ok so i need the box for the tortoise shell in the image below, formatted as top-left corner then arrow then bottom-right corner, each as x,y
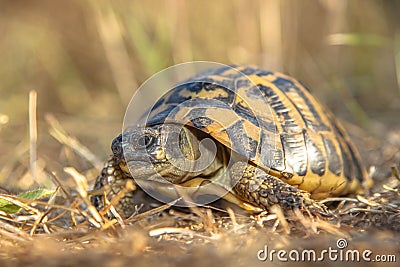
142,65 -> 365,198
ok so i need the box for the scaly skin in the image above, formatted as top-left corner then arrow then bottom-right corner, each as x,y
92,158 -> 138,218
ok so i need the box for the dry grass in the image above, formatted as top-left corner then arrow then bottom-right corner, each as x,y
1,1 -> 400,266
0,110 -> 399,266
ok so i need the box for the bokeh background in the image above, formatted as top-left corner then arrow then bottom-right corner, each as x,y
1,0 -> 400,190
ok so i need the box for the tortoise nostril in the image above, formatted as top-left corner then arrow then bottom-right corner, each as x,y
111,134 -> 123,158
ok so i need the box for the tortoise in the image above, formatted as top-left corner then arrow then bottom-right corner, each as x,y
92,65 -> 366,218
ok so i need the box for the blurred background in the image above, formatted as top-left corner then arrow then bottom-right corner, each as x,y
0,0 -> 399,190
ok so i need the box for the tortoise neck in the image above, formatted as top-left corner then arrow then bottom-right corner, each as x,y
178,125 -> 227,178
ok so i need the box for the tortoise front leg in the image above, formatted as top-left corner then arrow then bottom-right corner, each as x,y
230,162 -> 325,213
91,158 -> 139,218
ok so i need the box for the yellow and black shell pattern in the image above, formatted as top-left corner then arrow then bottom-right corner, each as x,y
144,65 -> 366,199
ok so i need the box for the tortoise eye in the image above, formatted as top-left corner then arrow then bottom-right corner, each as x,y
136,134 -> 154,149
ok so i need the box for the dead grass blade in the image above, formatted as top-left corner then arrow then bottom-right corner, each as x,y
44,167 -> 72,199
270,205 -> 290,234
0,220 -> 32,242
46,114 -> 103,169
149,227 -> 219,241
0,193 -> 41,218
124,198 -> 181,224
64,167 -> 103,228
29,90 -> 38,182
392,165 -> 400,181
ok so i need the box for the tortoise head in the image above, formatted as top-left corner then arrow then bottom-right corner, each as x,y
111,124 -> 218,184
